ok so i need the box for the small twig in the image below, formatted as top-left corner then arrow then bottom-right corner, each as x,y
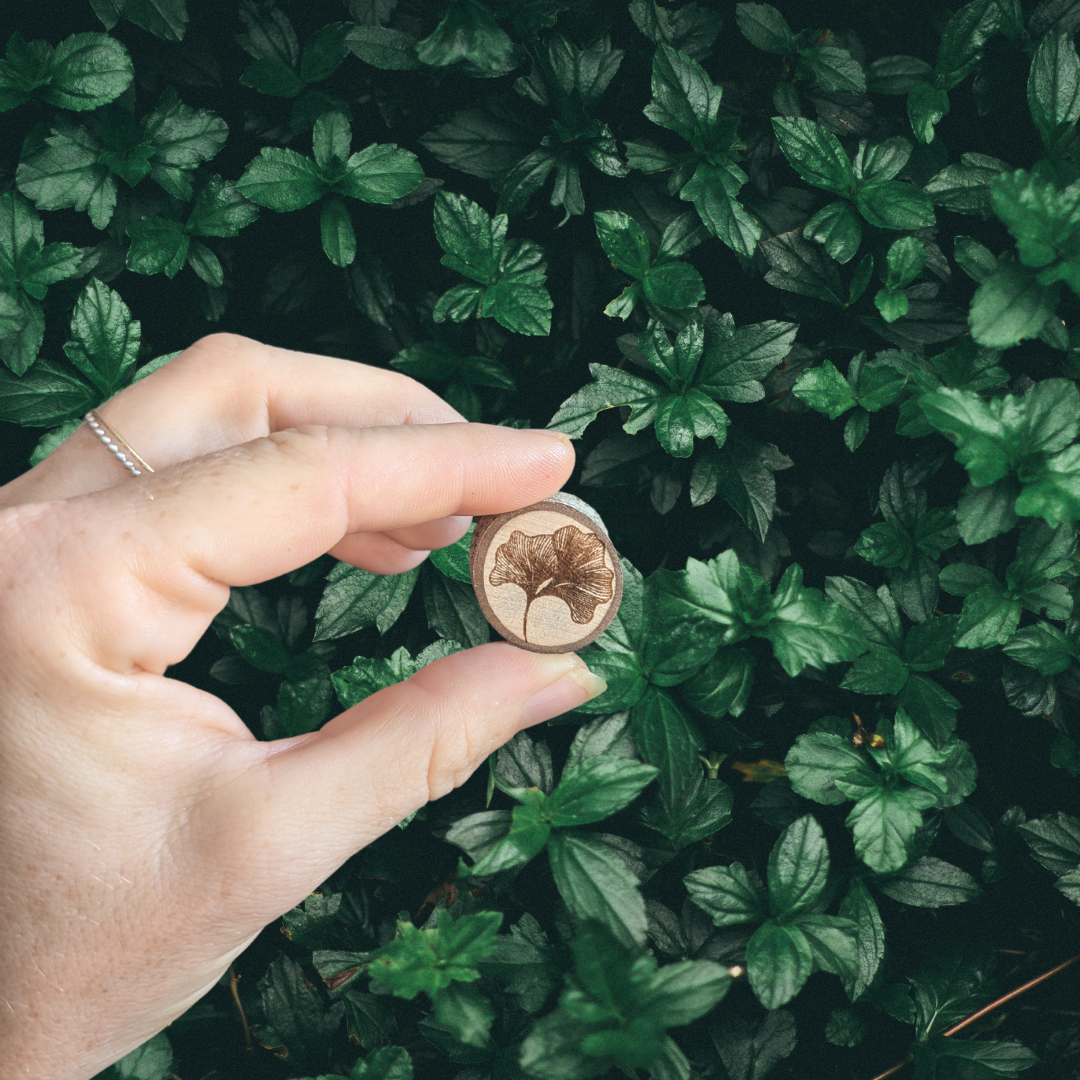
228,963 -> 253,1051
868,1059 -> 911,1080
942,951 -> 1080,1037
867,951 -> 1080,1080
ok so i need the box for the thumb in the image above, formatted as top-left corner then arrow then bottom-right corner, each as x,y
222,643 -> 605,915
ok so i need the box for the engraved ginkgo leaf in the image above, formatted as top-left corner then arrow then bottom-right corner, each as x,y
489,525 -> 615,641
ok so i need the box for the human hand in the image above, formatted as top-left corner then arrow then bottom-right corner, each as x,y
0,334 -> 604,1079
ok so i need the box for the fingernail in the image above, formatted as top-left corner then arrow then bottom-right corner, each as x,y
526,428 -> 573,442
521,659 -> 607,728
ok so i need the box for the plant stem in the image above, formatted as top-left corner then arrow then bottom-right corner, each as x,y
867,950 -> 1080,1080
522,596 -> 532,642
229,963 -> 253,1050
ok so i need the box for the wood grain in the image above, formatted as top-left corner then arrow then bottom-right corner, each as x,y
469,494 -> 623,653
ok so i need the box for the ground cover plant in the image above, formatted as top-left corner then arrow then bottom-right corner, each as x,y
5,0 -> 1080,1077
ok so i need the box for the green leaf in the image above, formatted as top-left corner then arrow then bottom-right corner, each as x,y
841,649 -> 909,695
594,210 -> 650,277
1028,26 -> 1080,155
314,563 -> 419,640
44,32 -> 134,111
767,814 -> 829,917
255,953 -> 343,1063
433,191 -> 552,335
299,22 -> 349,85
684,860 -> 767,927
771,117 -> 855,197
415,0 -> 515,77
847,785 -> 936,873
680,161 -> 762,257
935,0 -> 1000,86
838,879 -> 885,1001
104,0 -> 189,43
61,279 -> 139,395
956,480 -> 1020,544
521,919 -> 729,1077
826,576 -> 905,652
643,43 -> 720,145
331,641 -> 462,710
794,913 -> 859,980
368,909 -> 503,999
141,86 -> 228,200
1018,812 -> 1080,876
350,1046 -> 414,1079
955,583 -> 1020,649
100,1032 -> 173,1080
792,358 -> 855,419
801,45 -> 866,95
1015,444 -> 1080,526
760,229 -> 846,306
631,687 -> 704,804
465,800 -> 551,876
188,175 -> 260,237
0,356 -> 96,426
867,54 -> 932,95
745,920 -> 813,1010
321,196 -> 356,267
546,830 -> 647,947
926,153 -> 1011,218
694,432 -> 794,541
282,891 -> 342,949
546,757 -> 658,827
804,200 -> 863,264
421,568 -> 489,647
970,264 -> 1060,349
1002,621 -> 1075,675
924,1035 -> 1039,1077
241,54 -> 303,95
338,142 -> 424,205
762,563 -> 868,677
875,855 -> 982,907
548,363 -> 662,439
277,653 -> 333,736
682,647 -> 755,717
125,216 -> 189,278
909,942 -> 995,1039
854,181 -> 935,230
907,83 -> 950,145
643,772 -> 734,850
346,25 -> 422,70
786,732 -> 875,806
711,1010 -> 798,1080
230,623 -> 290,674
16,116 -> 116,229
896,673 -> 961,745
735,3 -> 795,54
237,147 -> 328,211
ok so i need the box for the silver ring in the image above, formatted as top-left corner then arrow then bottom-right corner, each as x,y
83,411 -> 155,477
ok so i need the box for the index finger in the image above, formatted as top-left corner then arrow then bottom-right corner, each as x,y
47,422 -> 574,674
1,333 -> 465,507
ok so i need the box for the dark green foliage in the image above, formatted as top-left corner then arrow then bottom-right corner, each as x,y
11,3 -> 1080,1079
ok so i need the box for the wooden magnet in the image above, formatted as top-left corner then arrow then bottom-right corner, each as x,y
470,492 -> 623,653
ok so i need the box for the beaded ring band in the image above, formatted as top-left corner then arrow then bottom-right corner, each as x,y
83,411 -> 155,477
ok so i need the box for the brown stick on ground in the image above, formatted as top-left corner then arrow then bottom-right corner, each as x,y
867,951 -> 1080,1080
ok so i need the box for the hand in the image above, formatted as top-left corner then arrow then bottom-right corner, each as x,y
0,334 -> 605,1079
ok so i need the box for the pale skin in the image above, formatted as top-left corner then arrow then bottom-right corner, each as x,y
0,333 -> 606,1079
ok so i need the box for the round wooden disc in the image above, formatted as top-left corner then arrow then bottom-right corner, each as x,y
469,494 -> 623,653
